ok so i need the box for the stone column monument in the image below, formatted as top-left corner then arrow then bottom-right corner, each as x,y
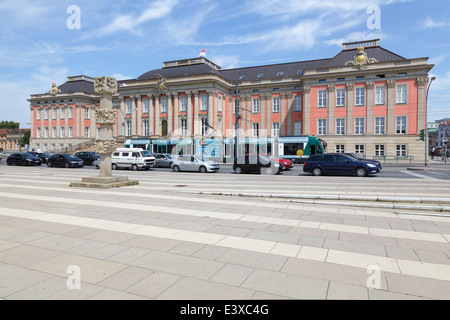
70,76 -> 138,189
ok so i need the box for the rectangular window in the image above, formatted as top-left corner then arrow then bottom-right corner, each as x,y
375,87 -> 386,105
200,95 -> 208,111
294,96 -> 302,112
160,97 -> 168,113
218,96 -> 222,112
273,97 -> 280,113
396,116 -> 407,134
355,118 -> 365,135
84,127 -> 90,138
69,127 -> 73,138
143,99 -> 149,114
126,100 -> 132,114
375,145 -> 385,156
52,127 -> 57,138
44,128 -> 49,138
397,145 -> 407,157
252,123 -> 259,137
37,128 -> 41,138
45,109 -> 49,120
355,145 -> 365,156
396,84 -> 407,104
60,107 -> 65,119
272,122 -> 280,137
52,108 -> 57,120
201,118 -> 207,135
318,119 -> 327,135
336,119 -> 345,135
318,90 -> 327,108
336,145 -> 345,153
375,117 -> 385,135
68,144 -> 73,151
44,144 -> 48,152
294,122 -> 302,136
355,88 -> 365,106
143,120 -> 149,136
37,109 -> 41,120
85,107 -> 90,119
51,144 -> 56,152
253,99 -> 260,113
336,89 -> 346,107
180,118 -> 187,135
69,107 -> 74,119
60,144 -> 65,152
180,96 -> 187,112
126,120 -> 132,136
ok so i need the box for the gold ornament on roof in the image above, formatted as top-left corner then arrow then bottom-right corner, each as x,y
47,82 -> 61,96
155,74 -> 168,96
346,46 -> 378,70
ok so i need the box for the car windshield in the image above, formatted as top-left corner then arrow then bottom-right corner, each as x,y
39,153 -> 50,156
346,153 -> 360,160
22,153 -> 34,157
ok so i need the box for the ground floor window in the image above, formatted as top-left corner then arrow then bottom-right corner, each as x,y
375,145 -> 385,156
355,144 -> 365,156
336,145 -> 345,153
397,145 -> 407,157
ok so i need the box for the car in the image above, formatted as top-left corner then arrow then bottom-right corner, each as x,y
171,155 -> 220,173
258,153 -> 294,170
93,158 -> 100,169
47,154 -> 84,168
6,153 -> 42,166
29,152 -> 51,164
112,148 -> 155,171
233,154 -> 284,175
75,152 -> 100,166
153,153 -> 174,168
303,153 -> 380,177
344,153 -> 382,170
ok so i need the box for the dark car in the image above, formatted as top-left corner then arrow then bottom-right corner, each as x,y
6,153 -> 42,166
29,152 -> 51,164
75,152 -> 100,165
47,154 -> 84,168
233,154 -> 284,175
344,153 -> 382,170
303,153 -> 380,177
153,153 -> 174,168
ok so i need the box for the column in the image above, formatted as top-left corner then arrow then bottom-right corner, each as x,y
207,89 -> 214,130
417,78 -> 427,132
173,92 -> 179,134
136,95 -> 142,136
266,94 -> 272,137
186,91 -> 193,137
346,83 -> 354,134
328,85 -> 335,135
155,95 -> 160,137
287,93 -> 293,136
168,93 -> 173,135
387,80 -> 396,134
148,94 -> 154,136
90,105 -> 96,139
193,90 -> 199,136
366,82 -> 375,134
303,87 -> 311,135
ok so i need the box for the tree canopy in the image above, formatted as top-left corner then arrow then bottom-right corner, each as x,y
0,121 -> 20,129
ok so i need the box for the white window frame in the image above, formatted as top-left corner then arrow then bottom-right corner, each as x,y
294,122 -> 302,136
272,122 -> 280,137
375,86 -> 386,105
396,84 -> 408,104
200,95 -> 208,111
396,116 -> 407,134
180,96 -> 187,112
69,127 -> 74,138
318,90 -> 327,108
84,127 -> 90,138
355,145 -> 365,156
60,107 -> 65,119
126,120 -> 132,136
375,117 -> 385,135
126,100 -> 132,114
318,119 -> 327,136
52,127 -> 57,138
180,118 -> 187,135
396,145 -> 407,157
37,128 -> 41,138
336,89 -> 346,107
160,97 -> 168,113
272,97 -> 280,113
355,118 -> 365,135
201,118 -> 207,135
252,123 -> 259,137
52,108 -> 57,120
85,107 -> 90,119
44,128 -> 49,138
355,87 -> 365,106
143,99 -> 149,114
253,98 -> 260,113
45,109 -> 49,120
69,107 -> 74,119
375,145 -> 385,156
336,145 -> 345,153
218,96 -> 222,112
336,119 -> 345,135
37,109 -> 41,120
294,96 -> 302,112
143,119 -> 150,136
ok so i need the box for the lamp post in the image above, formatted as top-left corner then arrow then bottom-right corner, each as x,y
423,76 -> 436,167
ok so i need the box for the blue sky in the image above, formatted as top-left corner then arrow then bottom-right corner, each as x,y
1,0 -> 449,127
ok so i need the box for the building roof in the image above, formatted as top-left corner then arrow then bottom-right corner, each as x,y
137,63 -> 226,81
58,76 -> 96,95
322,46 -> 406,68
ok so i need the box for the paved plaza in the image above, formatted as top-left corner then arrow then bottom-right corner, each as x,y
0,165 -> 449,300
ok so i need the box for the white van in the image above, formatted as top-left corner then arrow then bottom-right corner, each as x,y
111,148 -> 155,171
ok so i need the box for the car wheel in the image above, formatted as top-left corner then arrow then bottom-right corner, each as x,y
234,166 -> 243,174
47,162 -> 53,167
356,167 -> 368,177
173,165 -> 180,172
112,163 -> 118,170
65,163 -> 70,168
199,166 -> 207,173
6,160 -> 12,166
312,167 -> 323,176
132,164 -> 138,171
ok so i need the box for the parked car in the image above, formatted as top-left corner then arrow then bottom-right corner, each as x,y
171,155 -> 220,173
153,153 -> 174,168
233,154 -> 284,175
6,153 -> 42,166
75,152 -> 100,166
303,153 -> 380,177
344,153 -> 382,170
47,154 -> 84,168
112,148 -> 155,171
257,153 -> 293,170
29,152 -> 51,164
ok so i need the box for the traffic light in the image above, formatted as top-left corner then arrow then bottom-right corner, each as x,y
419,129 -> 425,141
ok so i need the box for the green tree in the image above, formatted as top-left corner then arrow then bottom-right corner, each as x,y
21,130 -> 31,147
0,121 -> 20,129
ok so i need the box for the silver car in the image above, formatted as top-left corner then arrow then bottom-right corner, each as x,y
171,155 -> 220,173
153,153 -> 174,168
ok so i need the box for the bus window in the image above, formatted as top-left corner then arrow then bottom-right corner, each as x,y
284,143 -> 304,157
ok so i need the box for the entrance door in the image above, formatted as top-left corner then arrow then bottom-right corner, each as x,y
161,120 -> 168,136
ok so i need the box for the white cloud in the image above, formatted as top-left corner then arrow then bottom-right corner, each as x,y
421,17 -> 450,29
325,31 -> 387,47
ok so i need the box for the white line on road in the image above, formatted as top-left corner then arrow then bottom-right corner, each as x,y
401,170 -> 441,181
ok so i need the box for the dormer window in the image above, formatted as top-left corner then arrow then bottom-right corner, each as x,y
277,72 -> 284,77
239,75 -> 246,80
258,73 -> 264,78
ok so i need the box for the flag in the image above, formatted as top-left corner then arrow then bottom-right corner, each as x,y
199,49 -> 206,58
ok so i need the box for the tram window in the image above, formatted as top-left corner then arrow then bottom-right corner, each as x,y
284,143 -> 304,156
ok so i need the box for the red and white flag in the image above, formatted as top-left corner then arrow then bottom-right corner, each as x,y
199,49 -> 206,58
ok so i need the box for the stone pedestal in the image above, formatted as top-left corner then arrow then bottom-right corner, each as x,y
70,76 -> 138,189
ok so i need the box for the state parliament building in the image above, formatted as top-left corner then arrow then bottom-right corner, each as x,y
28,39 -> 434,163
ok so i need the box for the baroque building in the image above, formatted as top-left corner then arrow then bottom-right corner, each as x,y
28,39 -> 434,162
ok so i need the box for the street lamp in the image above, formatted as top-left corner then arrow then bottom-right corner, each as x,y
422,76 -> 436,167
